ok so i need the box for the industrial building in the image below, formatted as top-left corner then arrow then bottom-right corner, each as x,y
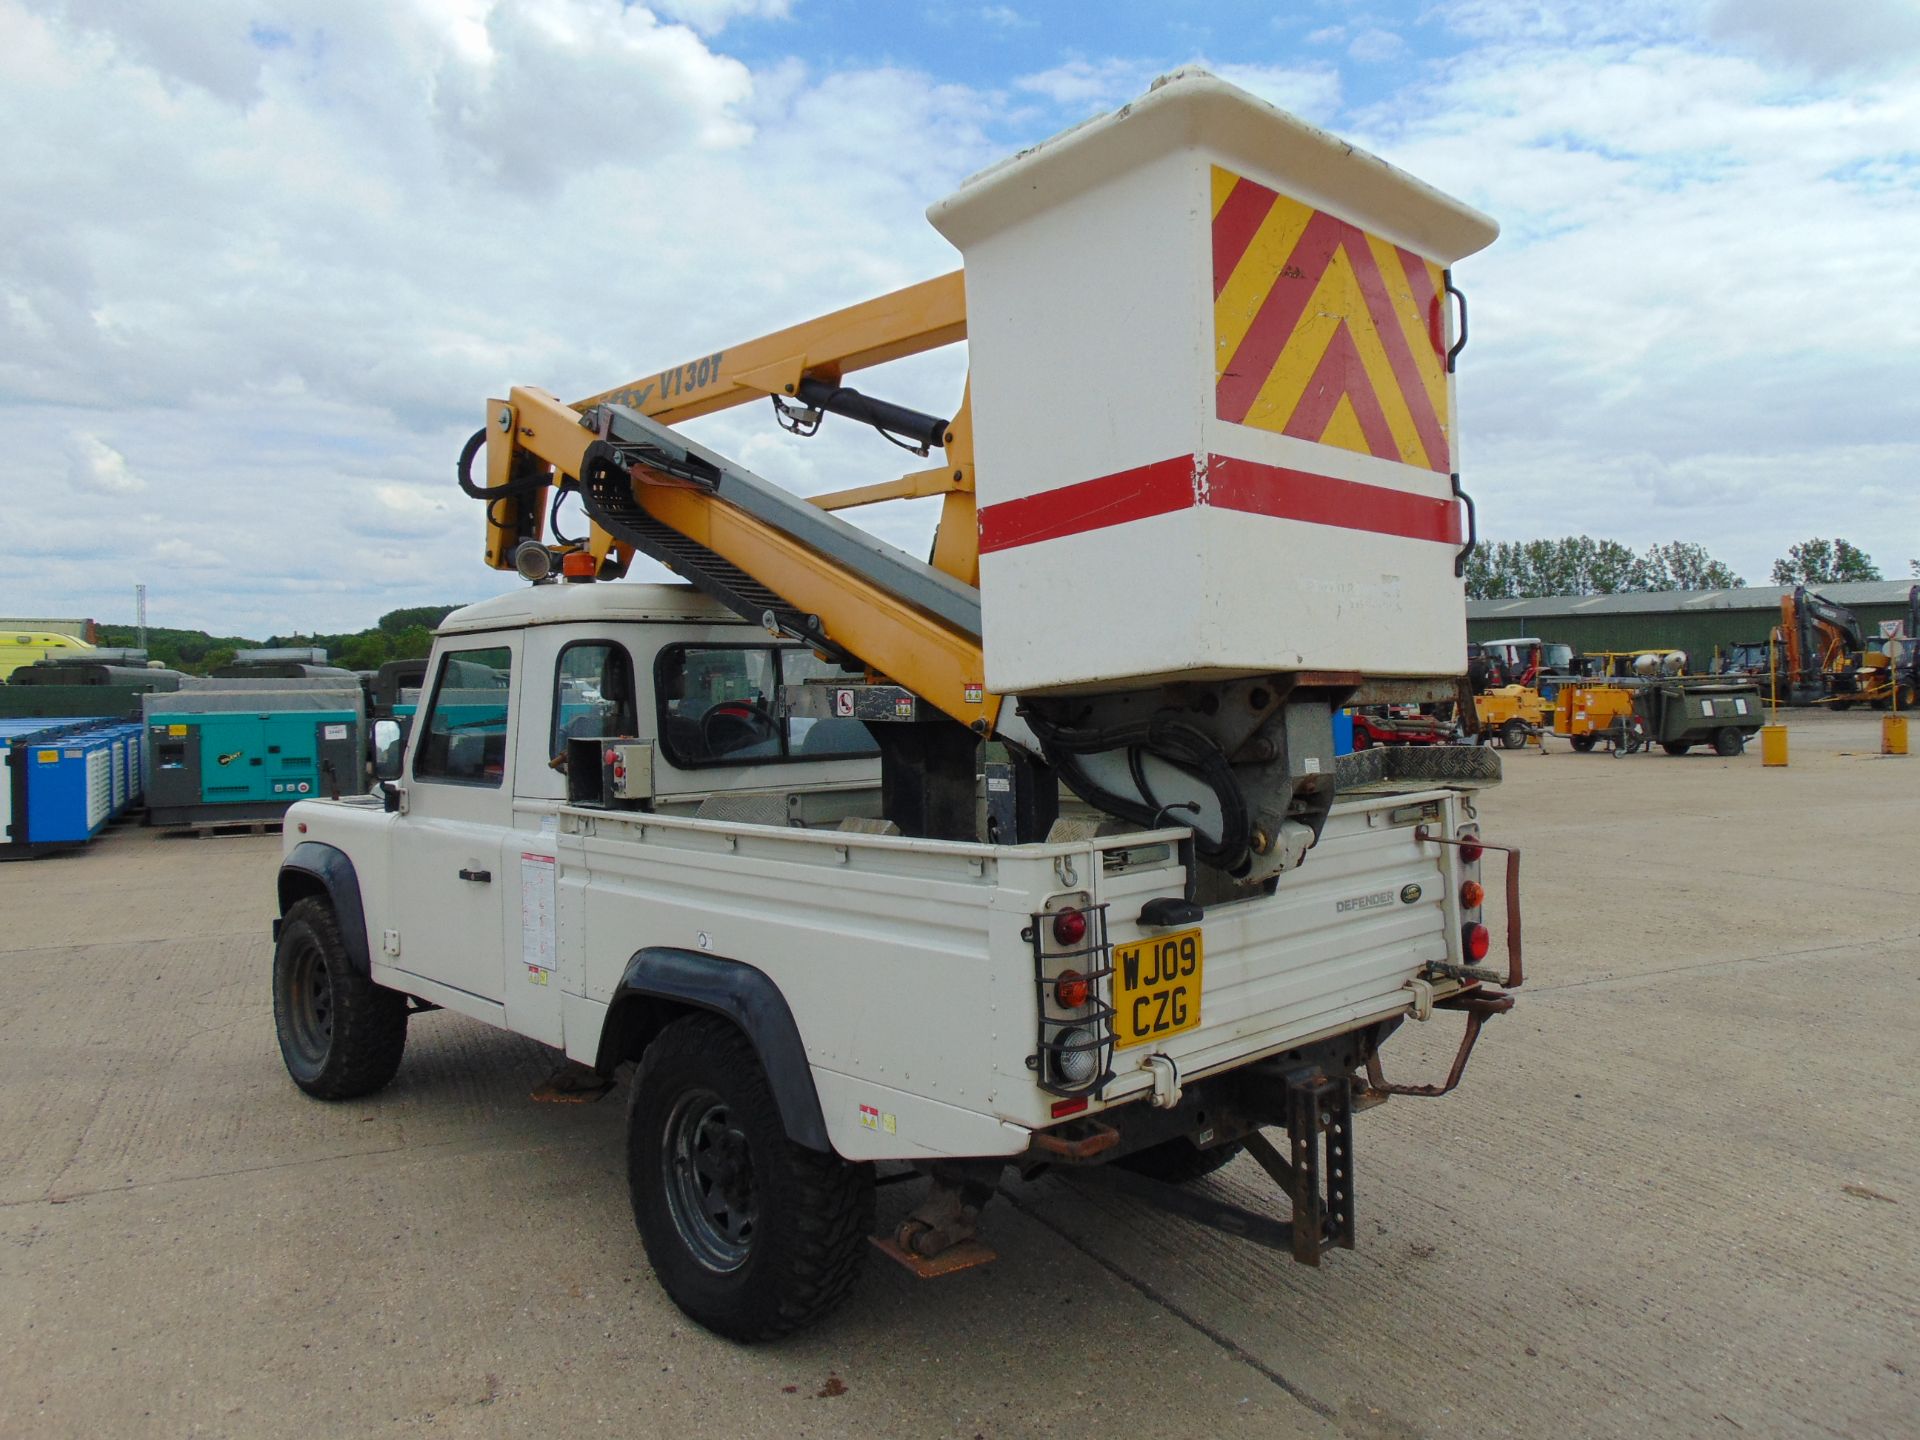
1467,580 -> 1914,664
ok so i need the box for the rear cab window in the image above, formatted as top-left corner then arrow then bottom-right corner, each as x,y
551,641 -> 638,762
413,646 -> 513,786
655,643 -> 879,769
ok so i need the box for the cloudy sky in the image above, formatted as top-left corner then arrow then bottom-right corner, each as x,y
2,0 -> 1916,636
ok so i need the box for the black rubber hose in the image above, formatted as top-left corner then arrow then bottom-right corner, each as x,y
457,426 -> 548,500
1024,708 -> 1252,867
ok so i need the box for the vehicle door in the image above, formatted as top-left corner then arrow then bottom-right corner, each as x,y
505,637 -> 640,1048
388,638 -> 519,1006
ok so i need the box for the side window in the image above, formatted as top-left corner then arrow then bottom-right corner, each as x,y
657,646 -> 781,766
551,642 -> 637,761
654,644 -> 879,768
780,650 -> 880,758
413,646 -> 513,786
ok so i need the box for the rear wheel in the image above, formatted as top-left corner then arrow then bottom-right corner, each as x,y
628,1016 -> 873,1342
1500,720 -> 1527,750
1714,728 -> 1746,757
273,897 -> 408,1100
1117,1137 -> 1245,1184
1569,735 -> 1597,753
1661,741 -> 1690,756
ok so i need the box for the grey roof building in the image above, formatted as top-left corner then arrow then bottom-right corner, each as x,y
1467,581 -> 1916,661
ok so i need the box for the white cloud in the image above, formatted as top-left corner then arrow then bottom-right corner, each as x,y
1347,28 -> 1406,63
0,1 -> 993,634
1706,0 -> 1920,76
1348,38 -> 1920,578
66,434 -> 144,495
1013,57 -> 1142,108
978,5 -> 1034,30
649,0 -> 790,35
2,3 -> 1916,638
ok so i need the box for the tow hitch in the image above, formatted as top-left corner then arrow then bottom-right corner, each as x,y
1087,1068 -> 1357,1265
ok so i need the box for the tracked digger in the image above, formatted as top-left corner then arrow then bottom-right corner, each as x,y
267,71 -> 1522,1340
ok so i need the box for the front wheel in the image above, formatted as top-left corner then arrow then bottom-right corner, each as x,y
1569,735 -> 1597,753
1714,728 -> 1746,757
1662,741 -> 1691,756
1500,720 -> 1528,750
629,1016 -> 874,1342
273,897 -> 408,1099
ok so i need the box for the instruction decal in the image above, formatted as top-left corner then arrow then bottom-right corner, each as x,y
520,852 -> 557,984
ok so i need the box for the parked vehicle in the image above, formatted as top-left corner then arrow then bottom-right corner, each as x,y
267,71 -> 1518,1341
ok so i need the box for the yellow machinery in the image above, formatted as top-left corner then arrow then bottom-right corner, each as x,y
1475,685 -> 1547,749
1551,683 -> 1638,752
0,632 -> 93,682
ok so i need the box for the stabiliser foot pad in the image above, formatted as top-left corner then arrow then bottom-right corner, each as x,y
868,1234 -> 998,1278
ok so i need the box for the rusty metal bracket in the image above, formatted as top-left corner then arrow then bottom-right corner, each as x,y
1415,824 -> 1523,989
1363,990 -> 1513,1099
1031,1117 -> 1121,1161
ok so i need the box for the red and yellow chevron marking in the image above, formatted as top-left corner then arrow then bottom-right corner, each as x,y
1211,166 -> 1450,473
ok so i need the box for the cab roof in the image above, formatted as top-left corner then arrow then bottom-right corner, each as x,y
437,582 -> 744,635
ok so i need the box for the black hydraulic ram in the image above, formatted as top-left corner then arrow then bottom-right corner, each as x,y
792,377 -> 950,452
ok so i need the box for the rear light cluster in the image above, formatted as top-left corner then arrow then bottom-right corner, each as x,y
1457,826 -> 1488,964
1031,896 -> 1114,1098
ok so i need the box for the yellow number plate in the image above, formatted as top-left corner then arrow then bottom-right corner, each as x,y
1112,928 -> 1203,1049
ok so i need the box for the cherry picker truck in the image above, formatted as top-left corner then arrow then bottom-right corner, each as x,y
269,70 -> 1520,1340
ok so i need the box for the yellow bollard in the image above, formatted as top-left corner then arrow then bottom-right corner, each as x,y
1760,723 -> 1789,767
1884,715 -> 1909,756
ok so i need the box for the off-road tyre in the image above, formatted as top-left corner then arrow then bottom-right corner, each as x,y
1116,1137 -> 1246,1184
628,1015 -> 874,1342
1661,741 -> 1691,756
273,897 -> 408,1100
1569,735 -> 1597,753
1714,728 -> 1746,757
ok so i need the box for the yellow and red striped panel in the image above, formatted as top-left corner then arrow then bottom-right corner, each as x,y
1211,166 -> 1451,473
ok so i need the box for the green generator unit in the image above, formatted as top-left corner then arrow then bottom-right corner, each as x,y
1635,679 -> 1767,757
142,686 -> 364,826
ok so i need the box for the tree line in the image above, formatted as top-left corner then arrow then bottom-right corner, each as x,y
97,604 -> 458,676
1466,535 -> 1890,601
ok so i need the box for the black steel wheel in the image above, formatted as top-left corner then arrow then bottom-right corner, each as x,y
1662,741 -> 1691,756
1714,728 -> 1746,757
1116,1136 -> 1245,1184
629,1015 -> 873,1341
272,897 -> 408,1100
1569,735 -> 1597,753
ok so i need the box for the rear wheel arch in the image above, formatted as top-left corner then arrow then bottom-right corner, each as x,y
597,948 -> 831,1154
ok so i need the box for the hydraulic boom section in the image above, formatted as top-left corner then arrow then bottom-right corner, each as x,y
460,70 -> 1497,884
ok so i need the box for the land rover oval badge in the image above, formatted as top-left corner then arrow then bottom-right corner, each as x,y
1399,883 -> 1422,904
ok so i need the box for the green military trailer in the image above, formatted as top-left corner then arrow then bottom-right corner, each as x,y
1635,679 -> 1767,757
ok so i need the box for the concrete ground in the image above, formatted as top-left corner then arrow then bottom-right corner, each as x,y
1,709 -> 1913,1439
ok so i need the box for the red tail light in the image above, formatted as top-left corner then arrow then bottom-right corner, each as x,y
1051,1096 -> 1088,1118
1463,922 -> 1491,961
1052,908 -> 1088,947
1053,969 -> 1090,1009
1457,835 -> 1484,864
1460,880 -> 1485,909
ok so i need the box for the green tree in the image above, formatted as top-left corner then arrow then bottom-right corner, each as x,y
377,605 -> 457,635
1770,538 -> 1881,585
1640,541 -> 1743,591
1466,536 -> 1744,599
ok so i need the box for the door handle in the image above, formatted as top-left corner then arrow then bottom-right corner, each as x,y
458,867 -> 492,883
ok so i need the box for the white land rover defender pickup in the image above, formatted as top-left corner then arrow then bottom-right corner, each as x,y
270,70 -> 1518,1341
